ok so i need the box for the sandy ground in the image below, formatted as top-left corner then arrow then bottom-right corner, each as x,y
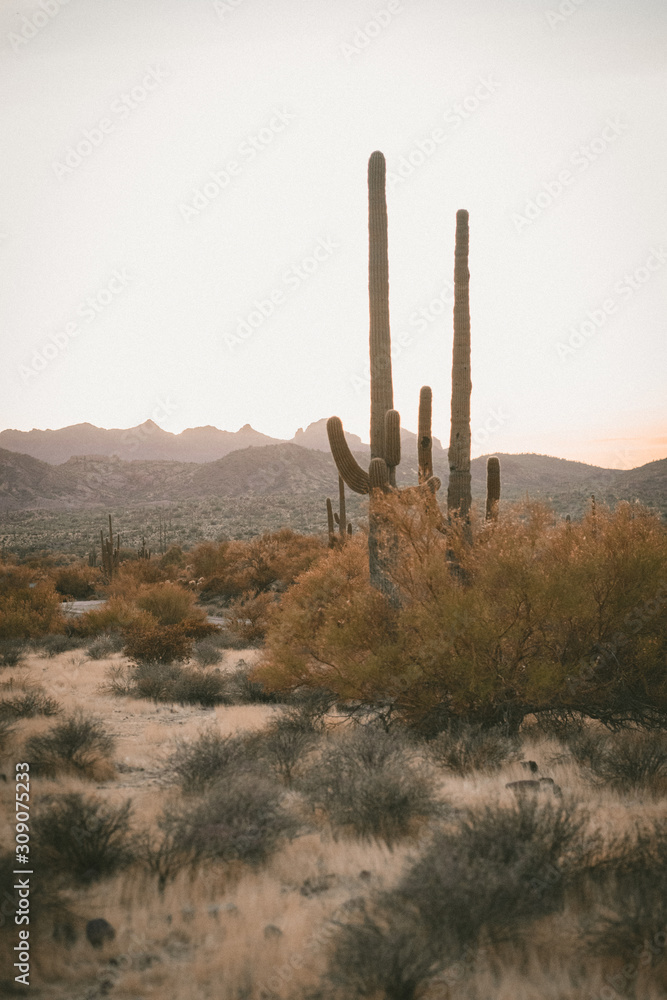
1,647 -> 667,999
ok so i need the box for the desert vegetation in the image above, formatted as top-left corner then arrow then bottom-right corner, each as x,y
0,150 -> 665,1000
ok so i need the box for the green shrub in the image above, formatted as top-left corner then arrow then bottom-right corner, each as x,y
25,712 -> 115,779
32,793 -> 134,884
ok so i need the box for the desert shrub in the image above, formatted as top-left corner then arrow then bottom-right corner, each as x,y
32,793 -> 134,884
160,775 -> 298,867
245,710 -> 320,785
160,545 -> 186,568
299,726 -> 437,845
570,728 -> 667,791
138,828 -> 191,892
86,630 -> 124,659
166,729 -> 259,792
33,633 -> 86,657
585,820 -> 667,969
106,558 -> 170,594
135,581 -> 201,625
428,721 -> 522,774
53,565 -> 99,600
191,637 -> 224,666
398,797 -> 593,951
0,639 -> 26,667
25,712 -> 115,779
171,666 -> 227,706
194,530 -> 325,600
109,660 -> 227,707
0,580 -> 64,640
224,590 -> 277,645
222,662 -> 279,704
72,597 -> 146,637
258,500 -> 667,731
0,690 -> 60,719
123,616 -> 194,664
325,899 -> 438,1000
0,718 -> 16,755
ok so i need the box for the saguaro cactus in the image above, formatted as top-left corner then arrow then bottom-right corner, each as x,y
447,209 -> 472,520
325,476 -> 351,547
100,515 -> 120,580
485,456 -> 501,521
327,152 -> 440,600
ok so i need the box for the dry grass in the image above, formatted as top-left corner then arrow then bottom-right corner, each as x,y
1,648 -> 667,999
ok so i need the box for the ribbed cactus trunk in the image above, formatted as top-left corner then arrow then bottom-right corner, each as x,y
337,476 -> 347,536
368,151 -> 395,481
447,209 -> 472,521
485,456 -> 500,521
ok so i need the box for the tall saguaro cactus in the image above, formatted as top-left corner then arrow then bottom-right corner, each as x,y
447,209 -> 472,520
485,456 -> 501,521
327,152 -> 440,600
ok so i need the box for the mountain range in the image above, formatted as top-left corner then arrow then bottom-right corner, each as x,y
0,435 -> 664,517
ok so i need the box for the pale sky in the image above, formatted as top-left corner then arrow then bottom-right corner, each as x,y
1,0 -> 665,469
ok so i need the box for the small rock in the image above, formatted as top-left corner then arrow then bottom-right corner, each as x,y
520,760 -> 539,773
359,870 -> 372,881
264,924 -> 283,938
86,918 -> 115,949
539,776 -> 555,785
207,904 -> 221,918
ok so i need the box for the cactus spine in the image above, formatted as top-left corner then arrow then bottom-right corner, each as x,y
485,457 -> 501,521
447,209 -> 472,521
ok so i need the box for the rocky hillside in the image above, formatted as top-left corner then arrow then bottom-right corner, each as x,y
0,444 -> 665,518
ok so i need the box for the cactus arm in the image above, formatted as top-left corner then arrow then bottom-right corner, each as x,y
447,209 -> 472,519
418,386 -> 434,483
485,457 -> 500,520
327,417 -> 370,494
384,409 -> 401,486
368,151 -> 393,461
